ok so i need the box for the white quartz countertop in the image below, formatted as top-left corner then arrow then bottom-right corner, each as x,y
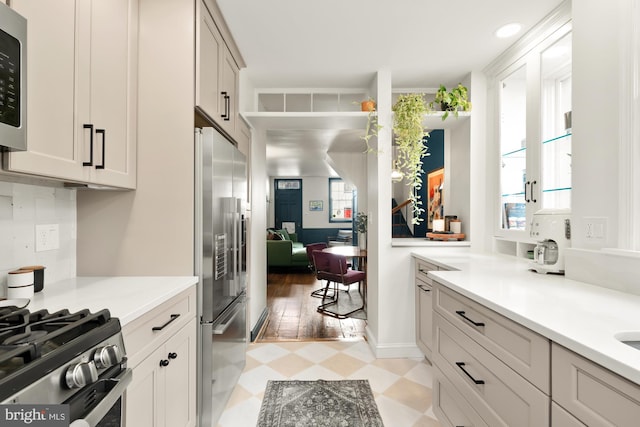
25,276 -> 198,326
412,249 -> 640,386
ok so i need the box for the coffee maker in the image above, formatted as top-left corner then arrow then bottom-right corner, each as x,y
529,209 -> 571,274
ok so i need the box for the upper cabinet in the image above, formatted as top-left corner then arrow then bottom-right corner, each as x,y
493,22 -> 572,245
196,0 -> 241,140
4,0 -> 138,189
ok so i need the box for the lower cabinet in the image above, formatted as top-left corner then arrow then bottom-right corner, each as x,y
414,259 -> 443,359
122,286 -> 197,427
415,277 -> 433,358
430,276 -> 640,427
125,317 -> 196,427
432,279 -> 550,427
552,343 -> 640,426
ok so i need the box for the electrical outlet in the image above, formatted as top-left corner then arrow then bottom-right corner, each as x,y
35,224 -> 60,252
584,217 -> 607,240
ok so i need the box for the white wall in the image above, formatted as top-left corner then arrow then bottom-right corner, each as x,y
248,129 -> 267,336
570,0 -> 620,250
0,181 -> 76,296
564,0 -> 640,291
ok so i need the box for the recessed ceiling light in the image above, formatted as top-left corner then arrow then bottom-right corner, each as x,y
495,23 -> 522,38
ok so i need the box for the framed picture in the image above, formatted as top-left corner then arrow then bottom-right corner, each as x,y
427,167 -> 444,230
309,200 -> 323,211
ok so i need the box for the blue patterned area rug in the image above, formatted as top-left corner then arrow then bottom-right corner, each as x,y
257,379 -> 384,426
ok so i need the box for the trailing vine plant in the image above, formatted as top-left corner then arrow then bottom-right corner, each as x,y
360,106 -> 382,154
392,93 -> 433,224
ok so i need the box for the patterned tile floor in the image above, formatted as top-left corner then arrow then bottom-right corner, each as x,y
217,340 -> 441,427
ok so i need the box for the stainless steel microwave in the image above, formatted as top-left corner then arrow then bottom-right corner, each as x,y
0,2 -> 26,151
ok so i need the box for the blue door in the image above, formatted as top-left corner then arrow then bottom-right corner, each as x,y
274,179 -> 303,240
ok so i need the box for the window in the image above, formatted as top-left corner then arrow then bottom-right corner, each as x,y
329,178 -> 353,222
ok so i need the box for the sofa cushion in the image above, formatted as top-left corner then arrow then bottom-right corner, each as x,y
277,228 -> 291,240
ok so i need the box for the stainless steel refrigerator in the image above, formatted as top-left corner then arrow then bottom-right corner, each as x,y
195,127 -> 247,427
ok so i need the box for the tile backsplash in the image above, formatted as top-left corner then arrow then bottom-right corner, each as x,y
0,181 -> 76,297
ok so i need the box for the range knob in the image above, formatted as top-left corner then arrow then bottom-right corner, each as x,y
65,361 -> 98,389
93,345 -> 123,369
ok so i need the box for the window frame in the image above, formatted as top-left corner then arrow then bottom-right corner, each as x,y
328,178 -> 354,223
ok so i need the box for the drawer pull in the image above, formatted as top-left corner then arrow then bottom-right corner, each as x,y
152,314 -> 180,331
455,310 -> 485,327
159,359 -> 170,367
456,362 -> 485,385
417,284 -> 431,292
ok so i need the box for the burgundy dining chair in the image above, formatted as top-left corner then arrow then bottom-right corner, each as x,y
311,251 -> 365,319
306,242 -> 331,298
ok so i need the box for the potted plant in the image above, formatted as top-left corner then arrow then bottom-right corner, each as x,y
432,83 -> 472,120
361,98 -> 376,112
360,99 -> 381,154
392,93 -> 432,224
354,212 -> 368,249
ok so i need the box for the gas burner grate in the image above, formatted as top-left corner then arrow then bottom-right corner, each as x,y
0,307 -> 122,403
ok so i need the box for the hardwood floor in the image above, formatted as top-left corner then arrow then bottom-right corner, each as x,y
256,268 -> 367,342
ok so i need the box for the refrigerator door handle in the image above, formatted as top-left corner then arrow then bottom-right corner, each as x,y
212,300 -> 243,335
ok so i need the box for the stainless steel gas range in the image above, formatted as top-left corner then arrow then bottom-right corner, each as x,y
0,304 -> 131,426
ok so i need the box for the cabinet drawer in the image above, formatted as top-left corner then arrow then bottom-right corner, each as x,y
433,313 -> 549,427
415,259 -> 439,284
123,286 -> 197,366
433,371 -> 489,427
434,281 -> 550,393
552,343 -> 640,426
551,402 -> 585,427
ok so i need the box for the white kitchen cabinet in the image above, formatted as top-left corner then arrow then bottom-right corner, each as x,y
5,0 -> 137,189
433,311 -> 549,427
552,343 -> 640,426
551,402 -> 586,427
414,259 -> 441,360
123,286 -> 197,427
434,281 -> 550,393
487,9 -> 571,256
196,0 -> 240,139
433,370 -> 489,427
432,279 -> 551,426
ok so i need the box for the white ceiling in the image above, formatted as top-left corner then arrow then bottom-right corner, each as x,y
216,0 -> 564,177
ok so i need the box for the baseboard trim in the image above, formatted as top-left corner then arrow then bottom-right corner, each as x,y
250,307 -> 269,342
365,326 -> 424,359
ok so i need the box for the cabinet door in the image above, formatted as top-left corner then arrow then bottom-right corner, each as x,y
415,278 -> 433,358
552,343 -> 640,426
498,63 -> 531,234
163,319 -> 197,427
5,0 -> 86,182
196,0 -> 223,123
539,32 -> 572,209
83,0 -> 138,189
125,344 -> 163,427
218,48 -> 239,137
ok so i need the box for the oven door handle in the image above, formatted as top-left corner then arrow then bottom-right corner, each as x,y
69,368 -> 133,427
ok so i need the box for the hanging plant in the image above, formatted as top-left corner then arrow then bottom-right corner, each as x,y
392,94 -> 433,224
360,99 -> 382,154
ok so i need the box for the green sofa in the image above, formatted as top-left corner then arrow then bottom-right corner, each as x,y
266,230 -> 309,268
